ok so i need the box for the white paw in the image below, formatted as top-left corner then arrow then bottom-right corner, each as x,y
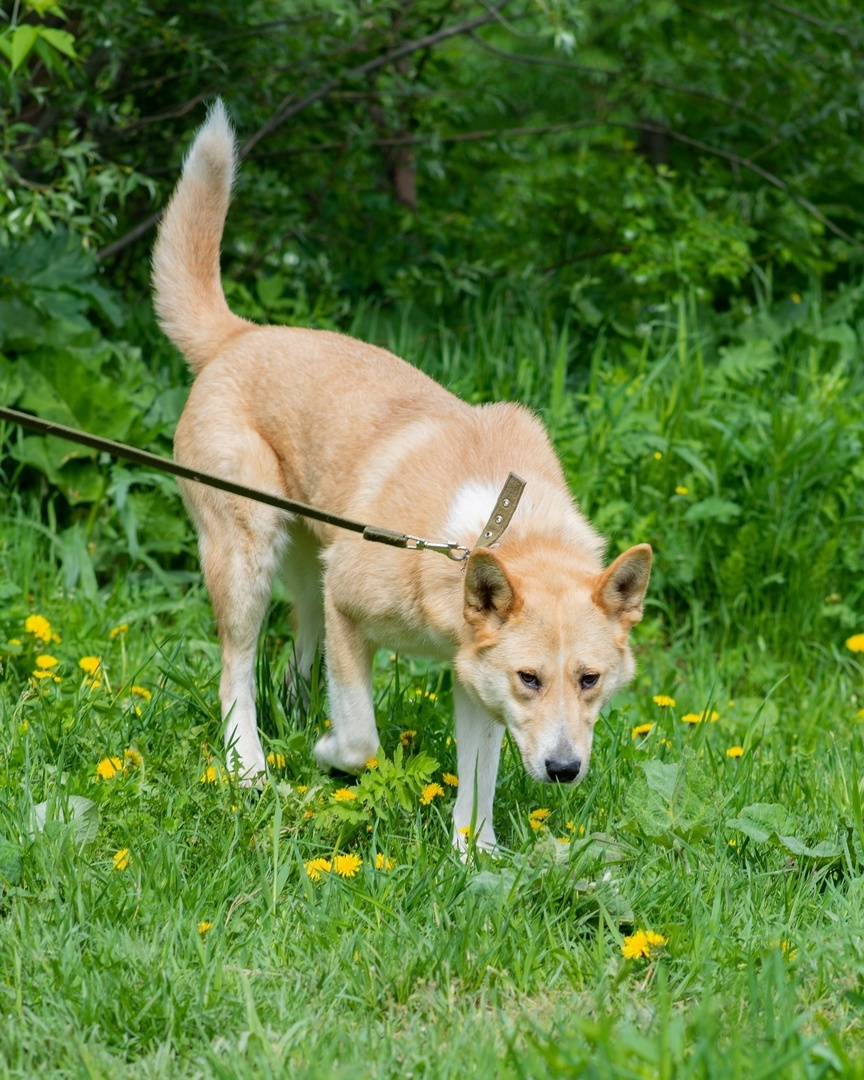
313,732 -> 372,775
452,824 -> 498,858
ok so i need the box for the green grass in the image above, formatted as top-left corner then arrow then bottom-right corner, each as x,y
1,286 -> 864,1078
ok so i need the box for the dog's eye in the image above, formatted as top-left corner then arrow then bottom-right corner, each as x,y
580,672 -> 600,690
518,670 -> 541,690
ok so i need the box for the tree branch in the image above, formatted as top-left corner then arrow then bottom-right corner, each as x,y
97,1 -> 511,261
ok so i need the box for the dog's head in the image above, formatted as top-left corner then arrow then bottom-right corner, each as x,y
454,540 -> 652,784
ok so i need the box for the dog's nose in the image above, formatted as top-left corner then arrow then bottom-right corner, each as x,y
545,757 -> 581,783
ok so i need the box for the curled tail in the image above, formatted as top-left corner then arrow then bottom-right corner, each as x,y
152,99 -> 250,373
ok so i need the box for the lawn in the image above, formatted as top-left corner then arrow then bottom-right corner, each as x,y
1,289 -> 863,1078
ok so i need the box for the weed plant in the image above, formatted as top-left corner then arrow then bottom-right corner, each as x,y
0,285 -> 863,1077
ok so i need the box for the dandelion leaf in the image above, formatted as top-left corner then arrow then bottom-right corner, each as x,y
0,840 -> 22,887
30,795 -> 99,846
620,749 -> 718,846
727,803 -> 844,864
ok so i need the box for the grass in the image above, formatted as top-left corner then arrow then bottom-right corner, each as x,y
1,285 -> 864,1077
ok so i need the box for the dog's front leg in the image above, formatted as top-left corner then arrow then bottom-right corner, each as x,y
314,598 -> 379,774
452,682 -> 502,853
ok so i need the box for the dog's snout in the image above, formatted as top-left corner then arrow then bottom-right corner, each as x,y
545,757 -> 581,783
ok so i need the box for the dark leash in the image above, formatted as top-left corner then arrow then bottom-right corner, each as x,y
0,406 -> 525,561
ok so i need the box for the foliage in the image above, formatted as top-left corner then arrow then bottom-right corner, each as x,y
1,0 -> 862,318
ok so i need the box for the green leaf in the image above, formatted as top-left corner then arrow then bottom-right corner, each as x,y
683,497 -> 742,525
39,27 -> 77,60
10,25 -> 38,73
727,803 -> 844,865
31,795 -> 99,846
620,749 -> 718,846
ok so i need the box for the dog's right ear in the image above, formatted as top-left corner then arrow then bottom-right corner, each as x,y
464,550 -> 521,627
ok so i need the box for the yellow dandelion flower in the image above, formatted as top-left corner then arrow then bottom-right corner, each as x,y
653,451 -> 663,460
305,857 -> 332,881
529,808 -> 551,821
579,824 -> 586,836
400,729 -> 417,747
332,853 -> 362,878
78,656 -> 101,676
659,737 -> 673,747
442,773 -> 458,787
9,637 -> 21,646
653,694 -> 676,708
631,723 -> 654,738
35,654 -> 58,669
332,787 -> 357,802
266,752 -> 286,769
297,784 -> 308,794
566,820 -> 575,831
109,624 -> 129,639
770,939 -> 797,961
458,826 -> 473,838
857,709 -> 864,720
31,670 -> 54,680
420,782 -> 444,805
675,486 -> 689,496
375,853 -> 395,871
130,685 -> 151,701
199,765 -> 218,784
123,748 -> 143,767
365,757 -> 378,770
97,756 -> 123,780
621,929 -> 666,959
25,615 -> 52,643
726,746 -> 744,758
791,293 -> 801,304
303,810 -> 314,820
113,848 -> 130,871
846,634 -> 864,654
197,921 -> 214,934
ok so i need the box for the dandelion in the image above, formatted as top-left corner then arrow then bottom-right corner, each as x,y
631,723 -> 654,738
297,784 -> 308,794
653,694 -> 676,708
682,709 -> 719,724
332,853 -> 362,878
25,615 -> 53,643
675,486 -> 689,496
78,656 -> 101,676
97,757 -> 123,780
770,939 -> 797,961
35,655 -> 58,669
400,729 -> 417,747
305,857 -> 332,881
420,782 -> 444,805
365,757 -> 378,770
442,773 -> 459,787
621,929 -> 666,960
791,293 -> 801,304
529,807 -> 550,830
31,670 -> 54,681
199,765 -> 218,784
375,853 -> 395,871
332,787 -> 357,802
130,685 -> 151,701
458,826 -> 473,838
124,748 -> 143,767
197,921 -> 214,934
653,451 -> 663,460
846,634 -> 864,654
113,849 -> 130,871
266,752 -> 286,769
109,624 -> 129,639
726,746 -> 744,758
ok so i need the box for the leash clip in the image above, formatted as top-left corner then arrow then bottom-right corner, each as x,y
404,535 -> 471,561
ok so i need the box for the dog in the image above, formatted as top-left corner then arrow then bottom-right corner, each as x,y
152,101 -> 652,851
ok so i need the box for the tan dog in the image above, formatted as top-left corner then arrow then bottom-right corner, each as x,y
152,102 -> 652,851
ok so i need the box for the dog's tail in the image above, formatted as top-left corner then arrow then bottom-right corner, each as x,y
152,99 -> 250,374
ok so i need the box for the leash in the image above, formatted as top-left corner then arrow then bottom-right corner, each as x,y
0,406 -> 525,562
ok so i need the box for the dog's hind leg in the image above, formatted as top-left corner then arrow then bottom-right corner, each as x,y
313,593 -> 379,774
281,522 -> 325,710
452,681 -> 502,853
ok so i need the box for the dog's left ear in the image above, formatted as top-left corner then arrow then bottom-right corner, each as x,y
592,544 -> 652,627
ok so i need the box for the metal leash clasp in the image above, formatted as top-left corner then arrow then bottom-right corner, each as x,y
404,535 -> 471,561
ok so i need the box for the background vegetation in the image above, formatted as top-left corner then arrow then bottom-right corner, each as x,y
1,1 -> 863,1076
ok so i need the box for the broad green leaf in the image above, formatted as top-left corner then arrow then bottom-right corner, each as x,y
10,25 -> 38,73
39,27 -> 77,60
31,795 -> 99,846
620,749 -> 718,846
683,497 -> 742,525
727,803 -> 844,865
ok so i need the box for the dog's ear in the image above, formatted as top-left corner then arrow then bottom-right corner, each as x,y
592,544 -> 652,627
464,550 -> 520,626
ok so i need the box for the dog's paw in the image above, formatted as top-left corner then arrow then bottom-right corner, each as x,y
313,731 -> 377,775
452,825 -> 499,860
